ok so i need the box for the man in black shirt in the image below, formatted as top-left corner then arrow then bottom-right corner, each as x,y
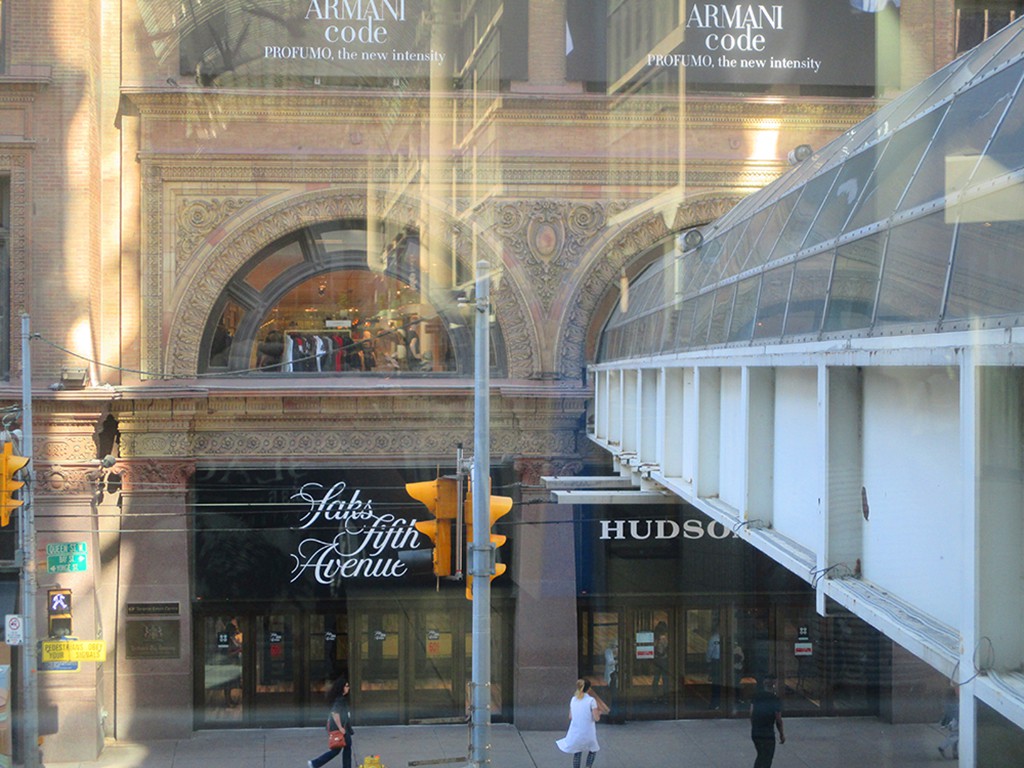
749,675 -> 785,767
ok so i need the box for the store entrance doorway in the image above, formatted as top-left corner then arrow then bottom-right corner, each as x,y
196,609 -> 348,728
579,599 -> 879,721
194,597 -> 513,728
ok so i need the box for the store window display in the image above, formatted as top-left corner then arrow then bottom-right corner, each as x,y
200,221 -> 488,375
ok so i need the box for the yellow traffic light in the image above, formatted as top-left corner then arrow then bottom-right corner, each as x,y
406,477 -> 460,578
1,442 -> 29,526
465,481 -> 512,600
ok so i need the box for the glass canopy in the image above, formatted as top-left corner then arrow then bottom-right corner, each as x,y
600,17 -> 1024,362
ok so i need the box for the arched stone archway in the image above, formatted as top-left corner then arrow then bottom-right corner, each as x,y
555,195 -> 742,380
159,189 -> 538,378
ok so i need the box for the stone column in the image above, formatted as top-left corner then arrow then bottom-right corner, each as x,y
110,458 -> 195,739
511,458 -> 581,730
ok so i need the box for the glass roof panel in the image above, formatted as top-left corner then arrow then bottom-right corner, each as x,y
728,277 -> 760,343
769,166 -> 841,261
713,219 -> 753,283
671,299 -> 697,353
642,312 -> 666,357
837,58 -> 972,160
735,206 -> 774,273
690,291 -> 715,348
899,65 -> 1021,211
845,106 -> 947,232
875,213 -> 954,326
752,264 -> 793,341
747,191 -> 799,270
803,138 -> 889,250
707,284 -> 736,346
659,300 -> 683,354
702,223 -> 748,287
976,82 -> 1024,180
946,188 -> 1024,319
782,252 -> 833,338
684,239 -> 724,292
823,234 -> 885,333
953,17 -> 1024,89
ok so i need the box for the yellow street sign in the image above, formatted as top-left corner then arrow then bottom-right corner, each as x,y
41,640 -> 106,662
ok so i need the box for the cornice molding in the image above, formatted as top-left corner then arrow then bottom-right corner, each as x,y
123,88 -> 877,133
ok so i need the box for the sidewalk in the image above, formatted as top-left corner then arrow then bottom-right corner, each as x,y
49,718 -> 947,768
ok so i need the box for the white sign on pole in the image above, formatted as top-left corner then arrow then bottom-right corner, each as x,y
5,615 -> 23,646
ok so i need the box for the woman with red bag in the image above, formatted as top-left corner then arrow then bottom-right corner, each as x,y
308,678 -> 353,768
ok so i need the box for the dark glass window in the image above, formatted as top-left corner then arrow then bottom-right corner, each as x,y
671,299 -> 697,352
955,2 -> 1024,55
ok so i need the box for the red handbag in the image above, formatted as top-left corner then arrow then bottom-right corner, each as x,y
328,730 -> 346,749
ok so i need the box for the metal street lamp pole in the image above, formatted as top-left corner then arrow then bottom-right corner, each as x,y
20,314 -> 40,768
469,260 -> 492,768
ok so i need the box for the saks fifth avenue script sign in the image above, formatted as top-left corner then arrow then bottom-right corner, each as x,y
289,481 -> 423,583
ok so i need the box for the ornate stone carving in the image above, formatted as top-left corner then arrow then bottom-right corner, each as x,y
494,201 -> 608,313
117,459 -> 196,493
153,186 -> 537,382
557,213 -> 670,380
176,197 -> 255,265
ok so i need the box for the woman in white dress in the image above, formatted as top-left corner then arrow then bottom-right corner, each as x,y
556,679 -> 609,768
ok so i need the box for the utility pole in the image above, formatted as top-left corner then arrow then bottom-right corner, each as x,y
468,260 -> 492,768
20,314 -> 40,768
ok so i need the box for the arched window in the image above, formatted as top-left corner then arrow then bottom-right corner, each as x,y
199,220 -> 502,376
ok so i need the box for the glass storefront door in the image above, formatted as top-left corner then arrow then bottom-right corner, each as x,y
411,608 -> 462,722
353,609 -> 402,724
252,614 -> 299,726
196,609 -> 341,728
195,597 -> 511,727
201,614 -> 246,725
579,599 -> 881,722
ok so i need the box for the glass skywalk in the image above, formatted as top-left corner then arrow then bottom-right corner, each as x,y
600,18 -> 1024,361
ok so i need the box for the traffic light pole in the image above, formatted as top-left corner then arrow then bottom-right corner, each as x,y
469,261 -> 492,768
20,314 -> 40,768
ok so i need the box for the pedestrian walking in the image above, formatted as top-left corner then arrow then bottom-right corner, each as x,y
308,677 -> 353,768
556,679 -> 610,768
750,675 -> 785,768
